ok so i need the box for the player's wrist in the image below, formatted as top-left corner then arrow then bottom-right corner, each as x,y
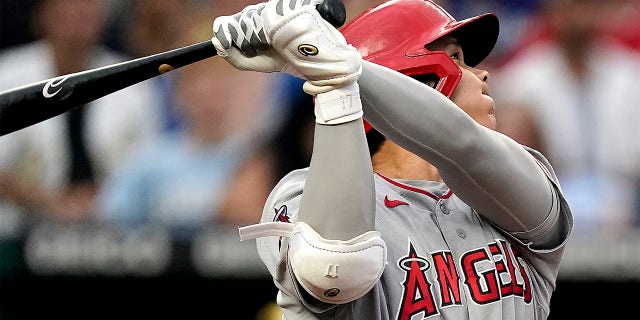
312,82 -> 363,125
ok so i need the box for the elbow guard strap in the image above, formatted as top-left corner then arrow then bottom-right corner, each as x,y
239,221 -> 387,304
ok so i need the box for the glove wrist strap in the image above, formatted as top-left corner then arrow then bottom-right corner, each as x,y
312,82 -> 363,125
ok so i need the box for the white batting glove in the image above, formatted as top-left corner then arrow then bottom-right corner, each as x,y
311,82 -> 363,125
213,0 -> 363,125
261,0 -> 363,124
212,3 -> 301,76
262,0 -> 363,95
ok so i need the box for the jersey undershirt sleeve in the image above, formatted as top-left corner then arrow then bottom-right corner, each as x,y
252,62 -> 573,316
296,119 -> 377,240
358,61 -> 572,250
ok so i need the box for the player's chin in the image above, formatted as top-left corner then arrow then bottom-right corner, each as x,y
487,114 -> 497,130
484,96 -> 497,130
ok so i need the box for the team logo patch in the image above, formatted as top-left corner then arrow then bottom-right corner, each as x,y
272,205 -> 290,223
298,44 -> 319,56
273,205 -> 290,250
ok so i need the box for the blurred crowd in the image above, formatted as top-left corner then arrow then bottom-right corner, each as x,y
0,0 -> 639,268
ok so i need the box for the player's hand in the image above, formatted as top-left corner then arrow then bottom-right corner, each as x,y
212,3 -> 291,73
261,0 -> 363,124
262,0 -> 362,94
212,0 -> 362,124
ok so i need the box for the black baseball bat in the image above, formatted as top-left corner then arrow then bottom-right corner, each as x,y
0,0 -> 346,137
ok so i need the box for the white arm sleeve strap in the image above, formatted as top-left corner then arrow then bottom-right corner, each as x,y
239,221 -> 387,304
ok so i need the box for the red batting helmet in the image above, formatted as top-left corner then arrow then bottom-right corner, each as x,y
340,0 -> 499,132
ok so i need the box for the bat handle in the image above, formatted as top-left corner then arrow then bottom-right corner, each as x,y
317,0 -> 347,28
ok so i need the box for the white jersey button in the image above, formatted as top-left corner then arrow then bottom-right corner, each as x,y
456,228 -> 466,238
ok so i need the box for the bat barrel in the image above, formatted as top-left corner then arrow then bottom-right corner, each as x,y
0,41 -> 217,136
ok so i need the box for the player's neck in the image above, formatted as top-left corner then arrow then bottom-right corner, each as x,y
371,141 -> 443,182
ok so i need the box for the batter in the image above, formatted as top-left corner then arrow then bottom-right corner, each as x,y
212,0 -> 573,319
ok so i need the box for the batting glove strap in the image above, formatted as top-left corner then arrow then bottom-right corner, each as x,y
311,82 -> 363,125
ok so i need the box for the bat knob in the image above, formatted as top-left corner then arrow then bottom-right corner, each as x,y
317,0 -> 346,28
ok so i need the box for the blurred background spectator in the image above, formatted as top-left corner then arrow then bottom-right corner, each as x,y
0,0 -> 162,224
94,42 -> 277,239
440,0 -> 544,68
0,0 -> 38,50
108,0 -> 195,133
491,0 -> 640,237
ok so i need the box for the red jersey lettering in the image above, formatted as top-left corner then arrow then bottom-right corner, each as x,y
461,248 -> 500,304
432,251 -> 462,307
397,243 -> 438,320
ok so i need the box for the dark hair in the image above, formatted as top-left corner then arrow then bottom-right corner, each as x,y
366,128 -> 386,156
412,73 -> 440,89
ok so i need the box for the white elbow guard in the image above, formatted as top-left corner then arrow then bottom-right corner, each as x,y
288,222 -> 387,304
238,221 -> 387,304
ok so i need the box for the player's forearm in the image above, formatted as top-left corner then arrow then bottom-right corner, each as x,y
298,120 -> 376,240
359,61 -> 553,233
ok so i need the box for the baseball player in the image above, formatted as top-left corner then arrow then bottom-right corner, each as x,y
212,0 -> 573,319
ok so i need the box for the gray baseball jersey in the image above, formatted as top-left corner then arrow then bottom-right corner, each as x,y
255,144 -> 571,320
247,61 -> 573,319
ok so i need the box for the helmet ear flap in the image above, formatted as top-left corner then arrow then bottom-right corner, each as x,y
362,51 -> 461,135
401,51 -> 462,98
